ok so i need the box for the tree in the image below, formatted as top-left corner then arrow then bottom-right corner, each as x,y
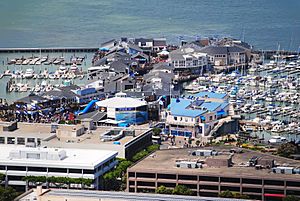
219,190 -> 234,198
155,185 -> 173,194
0,173 -> 4,182
195,140 -> 201,146
172,185 -> 193,196
284,195 -> 300,201
277,142 -> 298,158
152,128 -> 162,136
0,186 -> 19,201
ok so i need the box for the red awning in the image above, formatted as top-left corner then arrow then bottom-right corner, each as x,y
264,193 -> 285,198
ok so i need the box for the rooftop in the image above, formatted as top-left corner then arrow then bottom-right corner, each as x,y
96,96 -> 147,108
18,188 -> 250,201
0,145 -> 117,169
129,146 -> 300,181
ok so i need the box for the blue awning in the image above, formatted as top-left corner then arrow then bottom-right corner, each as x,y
217,109 -> 226,115
99,47 -> 109,51
200,116 -> 206,121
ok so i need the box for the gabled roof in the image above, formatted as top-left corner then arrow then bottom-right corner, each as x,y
134,38 -> 153,44
153,38 -> 167,47
170,98 -> 206,117
109,60 -> 128,73
199,46 -> 245,55
15,94 -> 48,104
131,52 -> 149,60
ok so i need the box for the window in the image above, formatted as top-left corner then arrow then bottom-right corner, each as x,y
209,116 -> 213,121
136,172 -> 155,178
7,166 -> 26,171
264,180 -> 284,186
242,178 -> 262,185
27,138 -> 35,143
83,169 -> 95,174
48,168 -> 67,173
221,177 -> 240,183
178,175 -> 197,180
157,174 -> 176,180
28,166 -> 47,172
199,176 -> 218,182
69,169 -> 82,174
7,137 -> 15,144
0,137 -> 4,144
174,116 -> 177,121
137,181 -> 155,187
128,172 -> 135,178
17,138 -> 25,145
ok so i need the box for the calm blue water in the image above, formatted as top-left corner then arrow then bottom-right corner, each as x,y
0,0 -> 299,50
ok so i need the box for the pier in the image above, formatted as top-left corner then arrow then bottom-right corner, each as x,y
0,47 -> 99,54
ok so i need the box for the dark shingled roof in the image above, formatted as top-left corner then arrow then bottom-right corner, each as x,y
15,94 -> 48,104
200,46 -> 245,55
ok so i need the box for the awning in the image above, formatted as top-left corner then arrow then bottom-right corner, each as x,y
217,109 -> 225,115
200,116 -> 206,121
99,47 -> 109,51
264,194 -> 285,198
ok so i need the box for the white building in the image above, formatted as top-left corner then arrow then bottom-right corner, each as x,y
96,92 -> 148,126
0,145 -> 117,190
169,45 -> 208,74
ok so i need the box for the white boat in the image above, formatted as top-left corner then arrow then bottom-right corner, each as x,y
40,56 -> 48,63
48,73 -> 56,79
58,66 -> 68,74
268,136 -> 287,143
24,69 -> 34,79
70,64 -> 79,72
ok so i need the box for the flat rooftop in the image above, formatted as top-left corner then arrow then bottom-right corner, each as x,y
0,145 -> 117,169
18,188 -> 250,201
129,146 -> 300,181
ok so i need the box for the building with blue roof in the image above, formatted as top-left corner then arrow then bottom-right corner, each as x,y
166,93 -> 230,138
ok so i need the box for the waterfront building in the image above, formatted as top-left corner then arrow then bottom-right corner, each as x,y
127,147 -> 300,200
169,44 -> 208,75
95,92 -> 148,126
0,145 -> 117,191
199,46 -> 246,68
166,92 -> 230,138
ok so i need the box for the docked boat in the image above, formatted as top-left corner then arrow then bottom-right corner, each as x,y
58,66 -> 68,74
70,64 -> 79,72
24,69 -> 34,79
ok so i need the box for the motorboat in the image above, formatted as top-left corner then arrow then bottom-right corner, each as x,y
24,69 -> 34,79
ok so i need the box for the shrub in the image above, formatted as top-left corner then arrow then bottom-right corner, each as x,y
155,185 -> 173,194
172,185 -> 193,196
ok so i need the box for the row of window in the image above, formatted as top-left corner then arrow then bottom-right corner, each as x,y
0,137 -> 40,145
129,172 -> 300,187
0,165 -> 94,174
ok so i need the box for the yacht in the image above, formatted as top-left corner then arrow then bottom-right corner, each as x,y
24,69 -> 34,79
70,64 -> 79,72
58,66 -> 68,74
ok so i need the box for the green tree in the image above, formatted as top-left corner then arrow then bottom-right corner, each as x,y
146,144 -> 160,153
195,140 -> 201,146
155,185 -> 173,194
0,173 -> 4,182
0,186 -> 19,201
219,190 -> 234,198
172,185 -> 193,196
152,128 -> 162,136
132,150 -> 149,162
284,195 -> 300,201
277,142 -> 298,158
